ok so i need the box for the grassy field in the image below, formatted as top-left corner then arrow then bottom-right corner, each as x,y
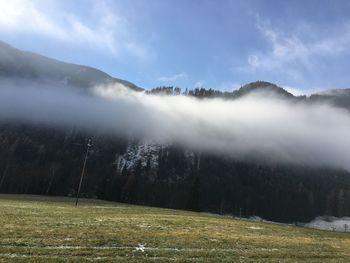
0,194 -> 349,262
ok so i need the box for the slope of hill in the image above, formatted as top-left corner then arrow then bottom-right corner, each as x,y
1,194 -> 349,262
235,81 -> 295,98
310,88 -> 350,111
0,40 -> 141,91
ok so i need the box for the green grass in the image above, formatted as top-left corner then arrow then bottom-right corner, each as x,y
0,194 -> 349,262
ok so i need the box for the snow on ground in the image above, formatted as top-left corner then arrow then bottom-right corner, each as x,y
305,216 -> 350,232
248,226 -> 264,230
248,216 -> 285,225
134,244 -> 146,252
249,215 -> 350,232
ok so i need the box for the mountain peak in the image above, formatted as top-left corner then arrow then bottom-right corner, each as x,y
237,81 -> 294,98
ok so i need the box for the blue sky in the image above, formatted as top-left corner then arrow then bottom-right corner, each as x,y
1,0 -> 350,92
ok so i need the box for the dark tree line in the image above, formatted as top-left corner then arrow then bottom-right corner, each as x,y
1,123 -> 350,223
146,81 -> 299,99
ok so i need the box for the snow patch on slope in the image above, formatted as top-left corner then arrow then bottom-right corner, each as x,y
115,140 -> 162,174
305,216 -> 350,232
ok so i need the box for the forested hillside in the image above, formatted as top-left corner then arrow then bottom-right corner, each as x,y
1,84 -> 350,223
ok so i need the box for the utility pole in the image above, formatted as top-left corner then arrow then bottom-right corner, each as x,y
75,138 -> 92,206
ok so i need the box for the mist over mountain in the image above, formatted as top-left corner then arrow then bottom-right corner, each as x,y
310,88 -> 350,111
1,41 -> 350,222
0,41 -> 141,91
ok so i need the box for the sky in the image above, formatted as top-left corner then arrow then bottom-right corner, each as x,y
1,0 -> 350,92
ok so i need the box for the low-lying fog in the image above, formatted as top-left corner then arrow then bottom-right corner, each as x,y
1,80 -> 350,171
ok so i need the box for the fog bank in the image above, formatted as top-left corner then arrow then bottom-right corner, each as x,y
1,81 -> 350,170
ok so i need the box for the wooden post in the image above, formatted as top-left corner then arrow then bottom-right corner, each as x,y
75,139 -> 92,206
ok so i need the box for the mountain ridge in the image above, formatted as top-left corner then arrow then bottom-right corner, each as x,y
0,40 -> 142,91
236,81 -> 295,98
3,40 -> 350,102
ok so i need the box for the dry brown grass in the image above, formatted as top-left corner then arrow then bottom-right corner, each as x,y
0,194 -> 349,262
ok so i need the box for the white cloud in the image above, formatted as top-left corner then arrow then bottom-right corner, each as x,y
2,81 -> 350,171
0,0 -> 151,59
0,0 -> 67,39
157,73 -> 187,82
245,15 -> 350,76
247,18 -> 311,72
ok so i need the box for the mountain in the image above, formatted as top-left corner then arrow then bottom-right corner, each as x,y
1,42 -> 350,223
162,81 -> 298,100
235,81 -> 295,98
310,88 -> 350,111
0,40 -> 141,91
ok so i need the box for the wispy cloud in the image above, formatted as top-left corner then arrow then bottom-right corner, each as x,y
246,18 -> 311,74
243,15 -> 350,77
0,0 -> 68,40
0,0 -> 152,60
157,73 -> 187,82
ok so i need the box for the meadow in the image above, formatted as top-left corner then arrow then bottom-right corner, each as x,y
0,194 -> 349,262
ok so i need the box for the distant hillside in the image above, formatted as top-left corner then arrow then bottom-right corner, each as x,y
149,81 -> 297,100
310,88 -> 350,111
0,40 -> 141,91
149,82 -> 350,113
235,81 -> 295,98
